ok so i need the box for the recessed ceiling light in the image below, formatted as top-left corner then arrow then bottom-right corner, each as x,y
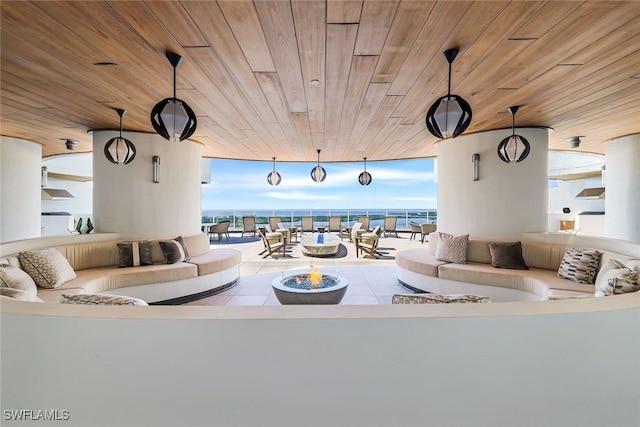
93,62 -> 118,66
310,79 -> 320,86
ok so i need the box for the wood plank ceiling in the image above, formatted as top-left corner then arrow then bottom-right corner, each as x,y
1,0 -> 639,162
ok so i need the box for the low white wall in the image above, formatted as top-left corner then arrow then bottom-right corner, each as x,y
1,300 -> 638,427
606,134 -> 640,242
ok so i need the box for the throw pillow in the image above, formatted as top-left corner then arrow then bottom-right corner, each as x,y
0,264 -> 38,295
557,248 -> 601,284
60,293 -> 148,306
117,240 -> 153,268
159,236 -> 190,264
392,293 -> 491,304
0,287 -> 44,303
434,232 -> 469,264
18,248 -> 77,289
594,259 -> 640,297
488,241 -> 529,270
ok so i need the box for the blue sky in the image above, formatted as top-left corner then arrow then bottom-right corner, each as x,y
202,158 -> 437,210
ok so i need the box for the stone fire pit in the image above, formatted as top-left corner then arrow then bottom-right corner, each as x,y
271,267 -> 348,305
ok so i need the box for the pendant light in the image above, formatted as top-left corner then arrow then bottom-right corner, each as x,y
267,157 -> 281,186
150,52 -> 197,142
104,108 -> 136,165
358,157 -> 372,186
497,106 -> 530,163
425,48 -> 472,139
310,149 -> 326,182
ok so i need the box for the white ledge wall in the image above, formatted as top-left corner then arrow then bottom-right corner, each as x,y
437,128 -> 549,239
92,131 -> 202,240
0,136 -> 41,242
606,134 -> 640,242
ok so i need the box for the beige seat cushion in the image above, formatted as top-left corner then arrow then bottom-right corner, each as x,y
395,249 -> 449,278
187,249 -> 241,276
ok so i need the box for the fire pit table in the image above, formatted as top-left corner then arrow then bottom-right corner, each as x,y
272,267 -> 348,305
300,232 -> 341,257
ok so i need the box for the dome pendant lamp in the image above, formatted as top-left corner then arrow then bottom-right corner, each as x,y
267,157 -> 282,186
150,52 -> 197,142
310,149 -> 326,182
497,105 -> 530,163
104,108 -> 136,165
425,48 -> 472,139
358,157 -> 372,186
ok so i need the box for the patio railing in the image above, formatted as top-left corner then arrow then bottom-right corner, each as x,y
202,209 -> 437,231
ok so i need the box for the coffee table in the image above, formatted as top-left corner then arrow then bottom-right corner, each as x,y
300,232 -> 341,257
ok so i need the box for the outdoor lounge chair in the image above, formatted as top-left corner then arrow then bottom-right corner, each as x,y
241,215 -> 257,238
409,221 -> 422,241
420,223 -> 437,243
383,216 -> 398,237
258,227 -> 285,258
328,216 -> 342,233
208,221 -> 230,241
269,216 -> 281,232
300,216 -> 314,233
355,226 -> 383,258
349,222 -> 365,242
357,216 -> 370,232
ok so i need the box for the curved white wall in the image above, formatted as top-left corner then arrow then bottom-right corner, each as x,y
606,134 -> 640,242
93,131 -> 202,239
0,136 -> 41,242
437,128 -> 549,239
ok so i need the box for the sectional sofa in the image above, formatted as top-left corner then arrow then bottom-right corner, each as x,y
395,232 -> 640,302
1,233 -> 241,304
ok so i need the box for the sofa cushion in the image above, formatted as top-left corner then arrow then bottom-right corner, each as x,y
488,241 -> 529,270
595,259 -> 640,297
187,249 -> 242,276
395,249 -> 448,277
117,240 -> 153,267
18,248 -> 77,289
0,263 -> 38,295
60,293 -> 148,306
392,293 -> 491,304
0,287 -> 44,302
557,248 -> 601,284
435,233 -> 469,264
159,236 -> 190,264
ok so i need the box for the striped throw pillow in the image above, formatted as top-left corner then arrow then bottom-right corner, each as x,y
557,248 -> 601,284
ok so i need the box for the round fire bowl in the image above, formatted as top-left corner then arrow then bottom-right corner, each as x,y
271,271 -> 348,305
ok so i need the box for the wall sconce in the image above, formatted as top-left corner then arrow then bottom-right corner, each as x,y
41,166 -> 48,187
472,153 -> 480,181
152,156 -> 160,183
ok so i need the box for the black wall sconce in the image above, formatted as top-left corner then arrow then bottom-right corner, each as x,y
472,153 -> 480,181
152,156 -> 160,183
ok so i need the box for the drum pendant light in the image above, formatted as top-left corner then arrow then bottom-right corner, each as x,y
425,48 -> 472,139
267,157 -> 282,186
497,106 -> 530,163
150,52 -> 197,142
310,149 -> 326,182
358,157 -> 372,186
104,108 -> 136,165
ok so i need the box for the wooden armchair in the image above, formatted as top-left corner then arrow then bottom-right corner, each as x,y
355,226 -> 383,258
241,216 -> 256,238
258,227 -> 285,258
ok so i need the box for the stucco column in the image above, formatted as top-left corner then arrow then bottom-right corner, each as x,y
605,134 -> 640,242
0,136 -> 42,242
92,131 -> 203,240
437,128 -> 549,239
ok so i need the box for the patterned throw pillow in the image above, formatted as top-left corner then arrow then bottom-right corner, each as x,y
557,248 -> 601,284
117,240 -> 153,268
488,241 -> 529,270
392,293 -> 491,304
60,293 -> 148,306
159,236 -> 190,264
18,248 -> 77,289
595,259 -> 640,297
434,233 -> 469,264
0,263 -> 38,295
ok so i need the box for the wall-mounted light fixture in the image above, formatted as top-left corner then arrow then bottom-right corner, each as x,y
568,136 -> 583,148
310,149 -> 326,182
41,166 -> 48,187
267,157 -> 281,186
358,157 -> 372,186
104,108 -> 136,165
425,48 -> 473,139
150,52 -> 197,142
472,153 -> 480,181
152,155 -> 160,183
497,105 -> 530,163
62,139 -> 78,150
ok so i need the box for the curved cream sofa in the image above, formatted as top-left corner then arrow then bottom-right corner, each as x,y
396,232 -> 640,301
2,233 -> 241,304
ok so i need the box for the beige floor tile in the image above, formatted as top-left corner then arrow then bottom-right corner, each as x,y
225,295 -> 269,306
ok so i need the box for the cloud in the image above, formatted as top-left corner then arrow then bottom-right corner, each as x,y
261,191 -> 344,201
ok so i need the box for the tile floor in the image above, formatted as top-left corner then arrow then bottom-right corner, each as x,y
183,231 -> 427,306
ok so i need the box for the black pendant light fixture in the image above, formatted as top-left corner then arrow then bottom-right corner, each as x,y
358,157 -> 372,186
425,48 -> 472,139
104,108 -> 136,165
150,52 -> 197,142
267,157 -> 281,186
497,105 -> 530,163
310,149 -> 326,182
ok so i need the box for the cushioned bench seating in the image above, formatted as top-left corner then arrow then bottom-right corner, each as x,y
2,234 -> 241,304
